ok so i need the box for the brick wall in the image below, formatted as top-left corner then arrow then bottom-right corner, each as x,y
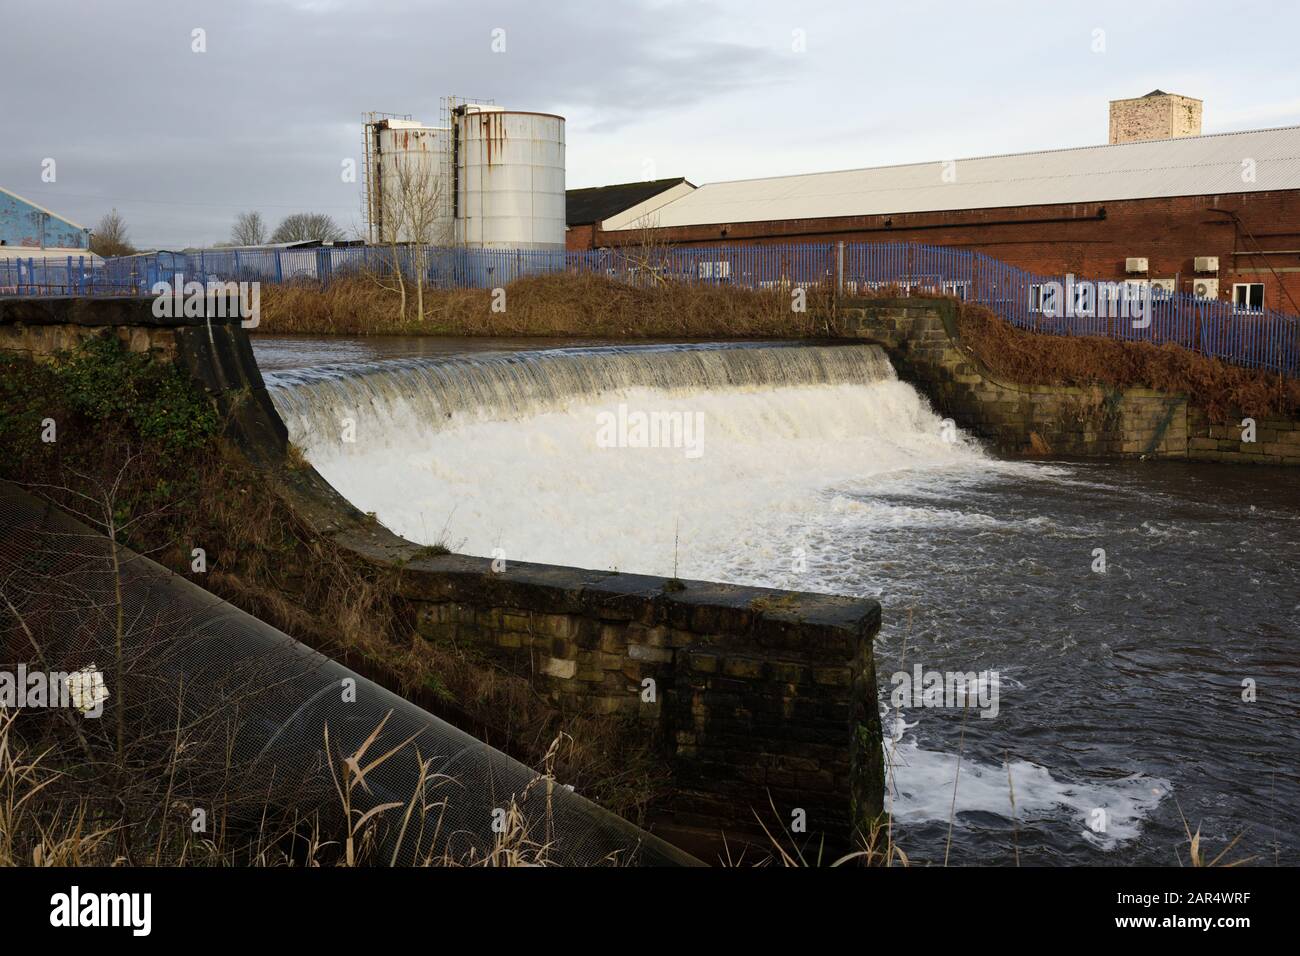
566,223 -> 595,250
597,190 -> 1300,314
403,560 -> 883,841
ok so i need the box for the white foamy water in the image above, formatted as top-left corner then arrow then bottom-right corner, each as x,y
297,379 -> 1002,575
265,342 -> 1174,854
885,738 -> 1169,850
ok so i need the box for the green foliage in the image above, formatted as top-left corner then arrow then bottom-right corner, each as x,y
0,353 -> 58,457
0,335 -> 219,477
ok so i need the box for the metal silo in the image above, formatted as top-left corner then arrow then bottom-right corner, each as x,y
453,105 -> 566,251
363,117 -> 454,245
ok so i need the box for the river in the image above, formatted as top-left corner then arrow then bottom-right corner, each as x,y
252,333 -> 1300,866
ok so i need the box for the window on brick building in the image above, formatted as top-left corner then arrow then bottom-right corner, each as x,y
1233,283 -> 1265,313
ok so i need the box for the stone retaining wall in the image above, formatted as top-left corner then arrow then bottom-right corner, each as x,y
838,297 -> 1300,465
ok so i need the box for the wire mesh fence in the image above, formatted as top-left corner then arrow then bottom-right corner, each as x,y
2,240 -> 1296,375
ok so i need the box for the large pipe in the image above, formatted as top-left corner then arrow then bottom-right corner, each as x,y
0,481 -> 699,867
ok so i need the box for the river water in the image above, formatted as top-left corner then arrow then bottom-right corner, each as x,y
252,333 -> 1300,866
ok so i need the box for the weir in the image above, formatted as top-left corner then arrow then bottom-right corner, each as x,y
0,298 -> 889,855
260,340 -> 976,583
264,341 -> 898,448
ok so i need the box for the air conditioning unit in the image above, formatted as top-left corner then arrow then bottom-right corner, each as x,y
1192,278 -> 1219,298
1194,256 -> 1219,273
1125,257 -> 1149,274
1150,278 -> 1177,296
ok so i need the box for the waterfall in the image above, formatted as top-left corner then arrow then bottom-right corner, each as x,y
262,341 -> 987,576
264,342 -> 898,450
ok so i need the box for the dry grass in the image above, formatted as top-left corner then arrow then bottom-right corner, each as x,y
729,793 -> 908,868
959,303 -> 1300,420
0,706 -> 597,867
259,273 -> 832,339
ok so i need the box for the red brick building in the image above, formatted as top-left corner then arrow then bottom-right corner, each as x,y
565,177 -> 693,250
591,95 -> 1300,315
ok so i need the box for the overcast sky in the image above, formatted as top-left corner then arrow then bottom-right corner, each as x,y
3,0 -> 1297,248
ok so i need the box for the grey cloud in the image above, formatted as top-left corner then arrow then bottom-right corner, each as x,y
0,0 -> 793,246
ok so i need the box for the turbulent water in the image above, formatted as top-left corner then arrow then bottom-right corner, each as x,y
259,339 -> 1300,866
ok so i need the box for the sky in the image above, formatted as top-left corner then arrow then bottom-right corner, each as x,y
2,0 -> 1298,249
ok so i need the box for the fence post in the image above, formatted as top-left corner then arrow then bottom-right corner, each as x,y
836,241 -> 845,303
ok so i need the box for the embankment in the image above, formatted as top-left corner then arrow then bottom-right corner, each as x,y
839,297 -> 1300,465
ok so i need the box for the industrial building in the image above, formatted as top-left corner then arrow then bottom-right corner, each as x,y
589,92 -> 1300,315
565,177 -> 694,249
0,186 -> 91,254
362,100 -> 565,250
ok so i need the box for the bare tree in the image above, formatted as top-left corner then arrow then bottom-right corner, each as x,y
627,212 -> 669,287
363,151 -> 452,323
89,209 -> 136,257
389,151 -> 452,321
271,212 -> 344,244
230,211 -> 268,246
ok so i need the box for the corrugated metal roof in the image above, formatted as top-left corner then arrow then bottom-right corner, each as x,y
612,126 -> 1300,230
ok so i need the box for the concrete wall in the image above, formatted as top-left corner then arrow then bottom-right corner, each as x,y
0,297 -> 887,851
838,297 -> 1300,465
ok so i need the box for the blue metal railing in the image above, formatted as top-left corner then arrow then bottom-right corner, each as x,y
2,241 -> 1296,375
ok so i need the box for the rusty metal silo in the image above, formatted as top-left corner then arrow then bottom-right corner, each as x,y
453,105 -> 566,251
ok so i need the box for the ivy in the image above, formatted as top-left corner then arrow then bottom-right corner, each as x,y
0,334 -> 219,474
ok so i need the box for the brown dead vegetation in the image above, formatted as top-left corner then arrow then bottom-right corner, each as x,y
959,304 -> 1300,421
260,273 -> 832,339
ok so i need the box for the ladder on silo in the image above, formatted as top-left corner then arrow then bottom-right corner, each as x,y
360,111 -> 413,245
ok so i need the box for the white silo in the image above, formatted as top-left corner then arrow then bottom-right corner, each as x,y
453,105 -> 566,250
363,117 -> 454,245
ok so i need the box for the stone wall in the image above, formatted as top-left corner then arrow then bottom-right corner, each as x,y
837,297 -> 1300,465
0,297 -> 887,851
0,297 -> 181,359
401,558 -> 882,840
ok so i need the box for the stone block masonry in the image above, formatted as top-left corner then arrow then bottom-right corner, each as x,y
836,297 -> 1300,466
404,560 -> 883,841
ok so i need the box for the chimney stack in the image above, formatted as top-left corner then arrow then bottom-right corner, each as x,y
1109,90 -> 1202,144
